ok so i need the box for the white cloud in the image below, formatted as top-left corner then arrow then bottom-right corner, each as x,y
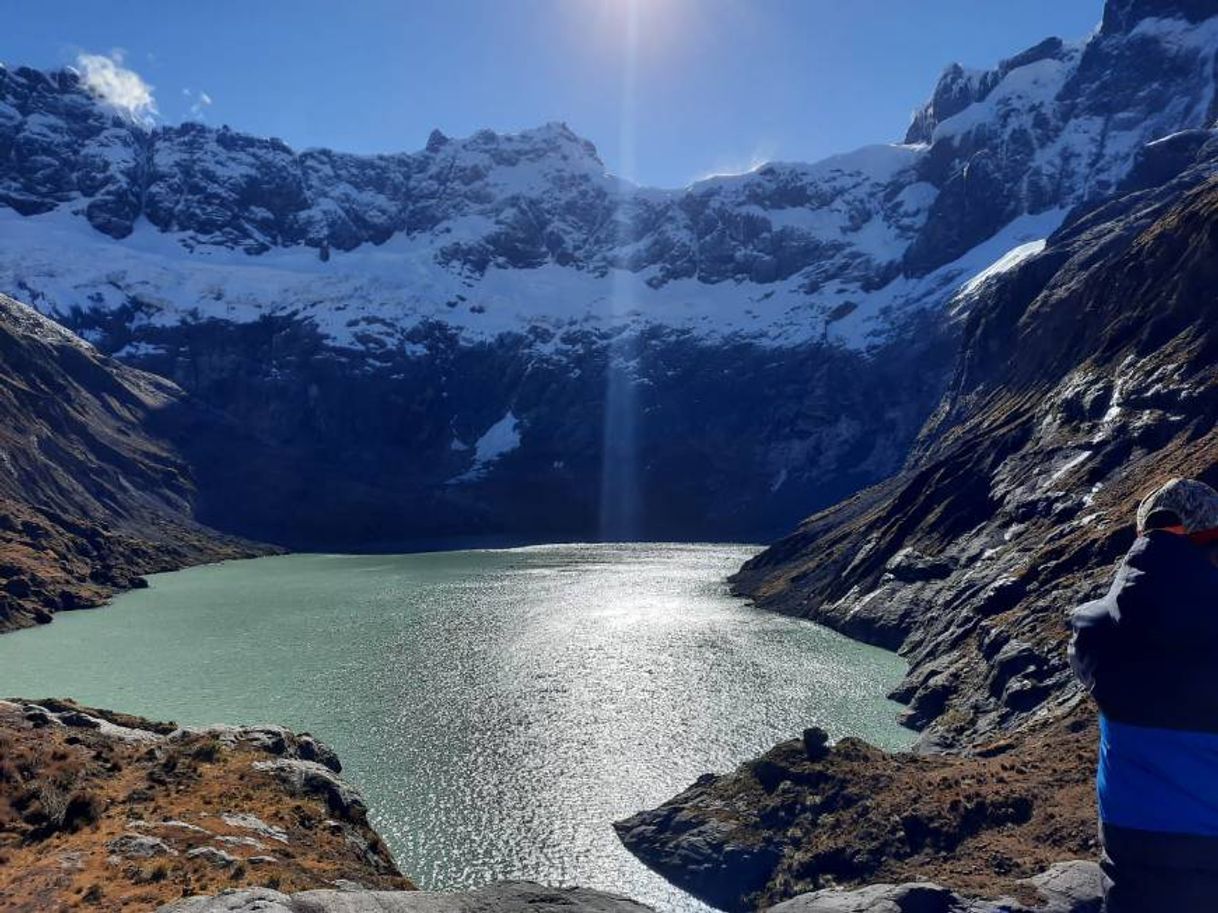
182,87 -> 214,120
75,51 -> 157,125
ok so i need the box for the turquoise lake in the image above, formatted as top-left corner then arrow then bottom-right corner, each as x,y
0,543 -> 912,911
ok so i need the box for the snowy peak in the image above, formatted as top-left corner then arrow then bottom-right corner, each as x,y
899,9 -> 1218,274
4,6 -> 1218,350
904,38 -> 1069,145
452,121 -> 603,168
0,64 -> 610,256
1102,0 -> 1218,33
410,121 -> 606,183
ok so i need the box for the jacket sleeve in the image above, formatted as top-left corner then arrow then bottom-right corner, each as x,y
1088,533 -> 1218,648
1069,534 -> 1209,693
1069,593 -> 1116,694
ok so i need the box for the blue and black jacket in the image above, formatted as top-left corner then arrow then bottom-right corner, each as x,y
1070,530 -> 1218,871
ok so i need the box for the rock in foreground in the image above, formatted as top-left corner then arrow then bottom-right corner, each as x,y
616,714 -> 1097,912
0,699 -> 411,912
160,882 -> 655,912
768,860 -> 1104,912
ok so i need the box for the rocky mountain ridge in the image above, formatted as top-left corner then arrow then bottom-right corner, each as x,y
5,1 -> 1218,346
3,0 -> 1218,545
732,127 -> 1218,751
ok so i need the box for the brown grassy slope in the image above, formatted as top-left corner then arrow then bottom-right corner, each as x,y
618,704 -> 1097,912
0,700 -> 412,913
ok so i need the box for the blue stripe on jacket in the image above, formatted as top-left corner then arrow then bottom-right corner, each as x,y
1099,714 -> 1218,836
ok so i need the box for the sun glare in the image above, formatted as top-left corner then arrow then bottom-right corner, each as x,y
565,0 -> 700,69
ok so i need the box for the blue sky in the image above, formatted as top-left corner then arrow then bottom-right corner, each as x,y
8,0 -> 1103,188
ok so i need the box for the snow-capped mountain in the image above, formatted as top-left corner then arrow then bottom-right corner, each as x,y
1,0 -> 1216,545
0,101 -> 943,349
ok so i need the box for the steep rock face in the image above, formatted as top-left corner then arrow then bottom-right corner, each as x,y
1,63 -> 925,298
4,3 -> 1213,335
904,5 -> 1218,273
3,2 -> 1217,544
107,317 -> 952,547
732,134 -> 1218,749
0,294 -> 263,630
4,4 -> 1213,295
1102,0 -> 1218,32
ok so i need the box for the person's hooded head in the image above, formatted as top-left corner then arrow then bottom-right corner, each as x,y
1137,478 -> 1218,550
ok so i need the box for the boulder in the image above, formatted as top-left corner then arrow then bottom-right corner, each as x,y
762,861 -> 1106,912
185,846 -> 239,868
221,812 -> 289,844
1020,861 -> 1107,913
251,759 -> 367,822
767,882 -> 960,912
107,833 -> 178,859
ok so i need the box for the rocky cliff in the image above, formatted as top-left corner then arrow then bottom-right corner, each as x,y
0,294 -> 265,631
617,20 -> 1218,913
4,0 -> 1217,544
733,129 -> 1218,752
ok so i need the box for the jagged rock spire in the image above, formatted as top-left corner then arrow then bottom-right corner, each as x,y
1102,0 -> 1218,33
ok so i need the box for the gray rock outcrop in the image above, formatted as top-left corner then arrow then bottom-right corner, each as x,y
159,882 -> 655,913
767,861 -> 1105,913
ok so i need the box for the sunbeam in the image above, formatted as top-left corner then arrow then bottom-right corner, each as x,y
599,0 -> 644,541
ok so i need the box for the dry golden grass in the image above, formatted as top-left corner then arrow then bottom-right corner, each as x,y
0,701 -> 413,913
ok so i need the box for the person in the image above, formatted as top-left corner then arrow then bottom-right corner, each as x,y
1070,477 -> 1218,912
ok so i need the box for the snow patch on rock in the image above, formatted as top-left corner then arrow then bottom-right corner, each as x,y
449,412 -> 521,483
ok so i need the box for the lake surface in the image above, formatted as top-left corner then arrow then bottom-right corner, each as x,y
0,543 -> 912,911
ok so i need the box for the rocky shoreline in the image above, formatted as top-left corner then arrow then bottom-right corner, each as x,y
0,698 -> 1106,913
0,503 -> 269,635
615,713 -> 1099,912
0,700 -> 673,913
0,699 -> 676,912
